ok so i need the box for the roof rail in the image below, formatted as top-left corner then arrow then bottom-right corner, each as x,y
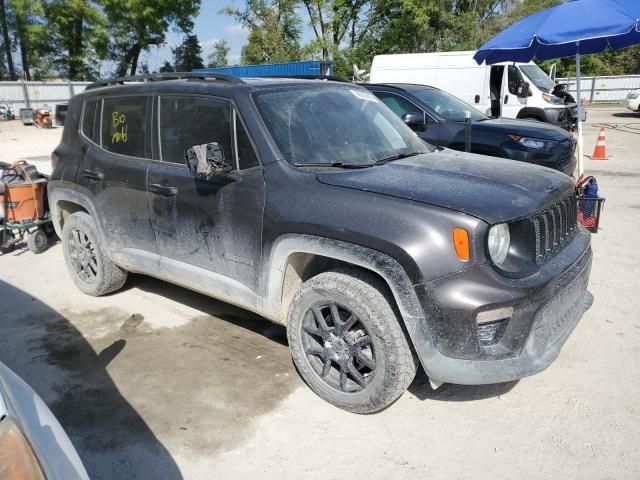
264,74 -> 352,83
86,72 -> 244,90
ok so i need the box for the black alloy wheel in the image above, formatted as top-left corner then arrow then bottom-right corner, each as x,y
301,302 -> 376,393
67,227 -> 98,283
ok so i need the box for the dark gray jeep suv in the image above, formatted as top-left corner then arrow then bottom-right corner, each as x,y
49,73 -> 593,413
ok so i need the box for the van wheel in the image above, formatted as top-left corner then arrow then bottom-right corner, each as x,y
62,212 -> 127,296
287,268 -> 417,414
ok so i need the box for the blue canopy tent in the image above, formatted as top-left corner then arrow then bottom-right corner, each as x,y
474,0 -> 640,176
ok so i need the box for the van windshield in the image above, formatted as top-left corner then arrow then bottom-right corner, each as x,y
253,85 -> 430,167
402,86 -> 486,122
520,64 -> 556,93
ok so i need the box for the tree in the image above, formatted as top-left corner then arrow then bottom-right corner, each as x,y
159,60 -> 175,72
207,40 -> 230,68
224,0 -> 301,64
47,0 -> 108,80
173,34 -> 204,71
0,0 -> 15,79
102,0 -> 200,76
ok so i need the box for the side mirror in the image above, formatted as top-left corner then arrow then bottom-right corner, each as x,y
518,81 -> 532,98
402,112 -> 426,132
185,142 -> 232,177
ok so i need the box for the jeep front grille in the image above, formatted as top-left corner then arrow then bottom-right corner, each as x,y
532,194 -> 578,264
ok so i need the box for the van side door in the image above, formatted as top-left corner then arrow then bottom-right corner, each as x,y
502,66 -> 528,119
75,95 -> 159,263
147,94 -> 265,298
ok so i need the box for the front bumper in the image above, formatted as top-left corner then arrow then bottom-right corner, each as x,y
626,97 -> 640,112
414,231 -> 592,385
544,107 -> 576,131
0,362 -> 89,479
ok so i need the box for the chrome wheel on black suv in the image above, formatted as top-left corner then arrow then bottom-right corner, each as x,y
288,268 -> 417,414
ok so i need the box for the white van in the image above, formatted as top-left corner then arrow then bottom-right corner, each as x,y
370,51 -> 577,130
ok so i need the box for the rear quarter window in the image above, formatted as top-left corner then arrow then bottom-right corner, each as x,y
81,99 -> 99,141
101,96 -> 148,158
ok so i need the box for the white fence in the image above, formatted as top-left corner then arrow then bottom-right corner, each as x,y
0,80 -> 91,111
556,74 -> 640,103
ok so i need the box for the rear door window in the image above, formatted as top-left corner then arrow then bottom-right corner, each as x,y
159,96 -> 232,165
101,96 -> 148,158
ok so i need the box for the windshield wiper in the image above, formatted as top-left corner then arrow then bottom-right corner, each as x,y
373,151 -> 423,165
294,161 -> 373,168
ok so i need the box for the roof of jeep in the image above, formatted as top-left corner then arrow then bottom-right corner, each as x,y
81,76 -> 353,98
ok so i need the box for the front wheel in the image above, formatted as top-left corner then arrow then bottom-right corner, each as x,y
287,268 -> 417,414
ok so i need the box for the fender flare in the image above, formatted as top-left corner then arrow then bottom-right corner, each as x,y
48,186 -> 108,245
516,107 -> 548,122
264,234 -> 439,367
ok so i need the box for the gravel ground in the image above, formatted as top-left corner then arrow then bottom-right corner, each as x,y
0,108 -> 639,479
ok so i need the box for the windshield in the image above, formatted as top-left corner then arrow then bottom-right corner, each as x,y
253,85 -> 430,166
520,64 -> 556,93
403,86 -> 486,122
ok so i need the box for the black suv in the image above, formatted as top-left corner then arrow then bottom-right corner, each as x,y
364,83 -> 577,175
49,73 -> 593,413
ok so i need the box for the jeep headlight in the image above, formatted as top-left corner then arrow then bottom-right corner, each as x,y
487,223 -> 510,265
508,135 -> 558,151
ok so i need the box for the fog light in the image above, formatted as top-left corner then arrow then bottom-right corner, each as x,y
476,307 -> 513,346
477,320 -> 508,345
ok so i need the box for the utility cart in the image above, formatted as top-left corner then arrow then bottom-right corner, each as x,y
1,161 -> 52,254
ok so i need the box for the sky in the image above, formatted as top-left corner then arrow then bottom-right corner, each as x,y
139,0 -> 250,72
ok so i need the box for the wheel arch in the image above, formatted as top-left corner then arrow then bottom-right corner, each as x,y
49,188 -> 104,242
516,107 -> 548,122
264,235 -> 428,337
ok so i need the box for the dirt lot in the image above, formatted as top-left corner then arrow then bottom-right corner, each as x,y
1,109 -> 639,479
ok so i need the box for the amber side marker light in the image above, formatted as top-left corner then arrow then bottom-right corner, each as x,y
452,227 -> 470,261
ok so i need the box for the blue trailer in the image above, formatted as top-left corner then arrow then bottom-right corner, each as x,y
194,60 -> 332,78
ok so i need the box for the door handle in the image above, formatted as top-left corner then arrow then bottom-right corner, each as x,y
81,169 -> 103,181
504,95 -> 509,104
149,183 -> 178,197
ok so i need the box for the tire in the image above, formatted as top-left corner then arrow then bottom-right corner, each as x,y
61,211 -> 127,296
287,268 -> 417,414
27,228 -> 48,254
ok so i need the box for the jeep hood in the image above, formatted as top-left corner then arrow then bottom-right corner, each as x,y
315,150 -> 575,224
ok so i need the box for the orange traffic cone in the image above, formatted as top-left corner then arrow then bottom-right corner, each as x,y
590,127 -> 608,160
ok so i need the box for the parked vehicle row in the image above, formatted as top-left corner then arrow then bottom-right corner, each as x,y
370,51 -> 579,130
364,83 -> 577,175
49,73 -> 592,413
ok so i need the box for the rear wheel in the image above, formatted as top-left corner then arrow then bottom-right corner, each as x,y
62,212 -> 127,296
287,268 -> 417,414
